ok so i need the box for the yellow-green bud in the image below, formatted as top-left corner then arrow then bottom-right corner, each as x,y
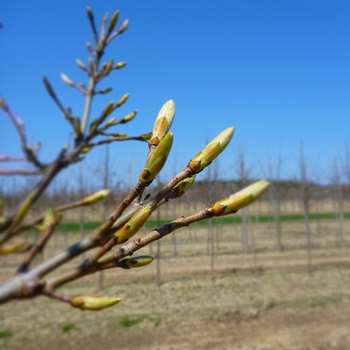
140,133 -> 152,141
118,19 -> 129,34
114,62 -> 126,69
173,175 -> 196,197
71,296 -> 121,311
104,101 -> 114,118
120,110 -> 137,124
139,132 -> 173,184
0,240 -> 26,255
115,93 -> 129,108
13,196 -> 33,224
150,100 -> 175,146
108,10 -> 119,35
122,255 -> 154,269
104,59 -> 114,76
115,206 -> 152,243
82,189 -> 111,206
212,179 -> 270,216
188,127 -> 234,173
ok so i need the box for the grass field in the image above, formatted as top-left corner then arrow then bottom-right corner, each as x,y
1,214 -> 350,349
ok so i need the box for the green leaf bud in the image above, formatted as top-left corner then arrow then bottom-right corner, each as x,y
108,10 -> 119,35
82,189 -> 111,206
173,175 -> 196,197
0,240 -> 26,255
115,93 -> 129,108
122,255 -> 154,269
104,101 -> 115,118
118,19 -> 129,34
114,62 -> 126,69
212,179 -> 270,216
115,206 -> 152,243
104,59 -> 114,76
139,132 -> 173,184
150,100 -> 175,146
71,295 -> 121,311
188,127 -> 234,173
119,110 -> 137,124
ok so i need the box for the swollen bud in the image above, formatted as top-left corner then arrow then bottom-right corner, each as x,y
119,110 -> 137,124
150,100 -> 175,146
71,295 -> 121,311
82,189 -> 111,206
108,10 -> 119,35
0,240 -> 26,255
212,179 -> 270,216
115,93 -> 129,108
114,62 -> 126,69
122,255 -> 154,269
173,176 -> 196,197
139,132 -> 173,184
118,19 -> 129,34
115,206 -> 152,243
188,127 -> 234,174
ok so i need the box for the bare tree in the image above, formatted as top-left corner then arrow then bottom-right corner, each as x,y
299,141 -> 312,272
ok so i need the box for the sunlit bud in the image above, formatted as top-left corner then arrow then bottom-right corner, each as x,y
173,175 -> 196,197
122,255 -> 154,269
108,10 -> 119,35
188,127 -> 234,174
140,133 -> 152,141
104,59 -> 114,76
60,74 -> 74,87
43,207 -> 62,228
120,110 -> 137,124
76,59 -> 87,71
13,197 -> 33,224
0,240 -> 26,255
115,206 -> 152,243
104,101 -> 115,117
139,132 -> 173,184
150,100 -> 175,147
115,93 -> 129,108
71,295 -> 122,311
212,179 -> 270,216
82,189 -> 111,206
118,19 -> 129,34
114,62 -> 126,69
105,117 -> 116,127
43,76 -> 56,98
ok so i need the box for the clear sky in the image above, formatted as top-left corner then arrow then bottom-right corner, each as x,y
1,1 -> 350,188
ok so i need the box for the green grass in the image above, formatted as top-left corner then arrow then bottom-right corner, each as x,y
55,212 -> 350,232
61,323 -> 77,333
119,315 -> 146,329
0,331 -> 12,339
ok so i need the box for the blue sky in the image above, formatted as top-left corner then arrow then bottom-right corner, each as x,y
1,1 -> 350,188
